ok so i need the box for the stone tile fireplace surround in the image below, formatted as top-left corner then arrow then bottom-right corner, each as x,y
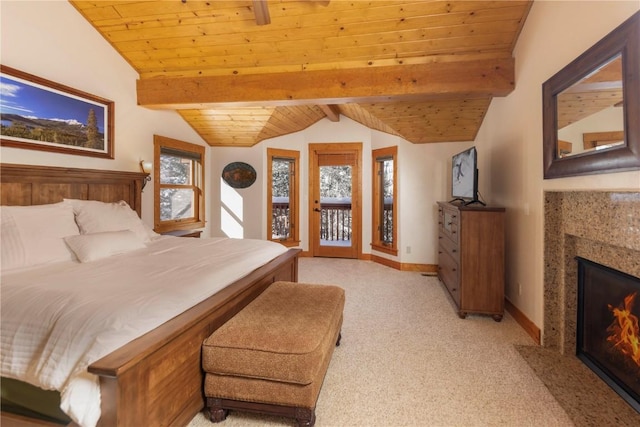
513,191 -> 640,425
543,191 -> 640,353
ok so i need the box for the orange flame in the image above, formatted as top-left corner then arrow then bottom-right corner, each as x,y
606,292 -> 640,367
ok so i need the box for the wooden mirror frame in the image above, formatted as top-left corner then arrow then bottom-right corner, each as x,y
543,11 -> 639,179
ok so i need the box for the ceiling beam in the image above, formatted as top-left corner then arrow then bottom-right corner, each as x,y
319,104 -> 340,122
136,58 -> 515,109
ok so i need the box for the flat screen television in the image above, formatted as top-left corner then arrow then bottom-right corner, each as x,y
450,146 -> 483,205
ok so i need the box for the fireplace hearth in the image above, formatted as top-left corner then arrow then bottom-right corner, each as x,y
576,257 -> 640,413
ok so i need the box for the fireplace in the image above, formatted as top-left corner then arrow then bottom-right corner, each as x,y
539,191 -> 640,422
543,192 -> 640,357
576,256 -> 640,413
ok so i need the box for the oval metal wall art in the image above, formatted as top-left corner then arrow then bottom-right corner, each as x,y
222,162 -> 257,188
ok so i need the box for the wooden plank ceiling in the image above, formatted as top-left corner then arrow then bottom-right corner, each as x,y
70,0 -> 532,147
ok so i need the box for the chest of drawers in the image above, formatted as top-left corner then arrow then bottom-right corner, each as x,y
437,201 -> 505,321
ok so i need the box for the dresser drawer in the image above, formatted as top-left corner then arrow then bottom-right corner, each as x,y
438,250 -> 460,306
440,206 -> 459,241
438,231 -> 460,262
161,229 -> 202,238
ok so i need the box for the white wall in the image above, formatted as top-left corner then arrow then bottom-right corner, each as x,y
477,1 -> 640,329
0,1 -> 210,234
399,138 -> 473,264
209,117 -> 470,265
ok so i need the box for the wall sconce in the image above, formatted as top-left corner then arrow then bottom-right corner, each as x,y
140,160 -> 152,190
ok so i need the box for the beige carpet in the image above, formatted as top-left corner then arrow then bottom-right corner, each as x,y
189,258 -> 574,426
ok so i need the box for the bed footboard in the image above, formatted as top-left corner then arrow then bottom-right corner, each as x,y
90,248 -> 300,427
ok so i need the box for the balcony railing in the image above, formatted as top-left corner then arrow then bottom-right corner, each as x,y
318,200 -> 352,242
272,202 -> 291,239
272,198 -> 393,245
381,203 -> 393,244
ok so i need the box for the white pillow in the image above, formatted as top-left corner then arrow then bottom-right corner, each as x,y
64,230 -> 146,262
63,199 -> 159,242
1,202 -> 80,272
0,212 -> 25,271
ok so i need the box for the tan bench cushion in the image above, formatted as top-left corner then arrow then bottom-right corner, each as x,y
202,281 -> 344,385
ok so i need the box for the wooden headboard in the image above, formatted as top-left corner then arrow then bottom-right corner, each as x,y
0,163 -> 147,216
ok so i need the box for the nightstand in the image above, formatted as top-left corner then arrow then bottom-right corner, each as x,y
161,230 -> 203,238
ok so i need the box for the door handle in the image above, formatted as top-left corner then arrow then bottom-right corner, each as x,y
314,208 -> 321,212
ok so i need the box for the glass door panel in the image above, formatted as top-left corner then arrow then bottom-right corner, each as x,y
319,164 -> 352,248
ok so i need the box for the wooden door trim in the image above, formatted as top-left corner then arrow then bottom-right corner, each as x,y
308,142 -> 362,258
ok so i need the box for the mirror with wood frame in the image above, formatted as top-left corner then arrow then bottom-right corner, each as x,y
542,11 -> 639,179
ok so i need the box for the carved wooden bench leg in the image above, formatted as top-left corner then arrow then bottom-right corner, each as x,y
295,407 -> 316,427
207,398 -> 229,423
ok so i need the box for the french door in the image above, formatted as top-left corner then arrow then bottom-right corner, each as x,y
308,143 -> 362,258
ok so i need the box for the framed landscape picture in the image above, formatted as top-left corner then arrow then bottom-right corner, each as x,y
0,65 -> 114,158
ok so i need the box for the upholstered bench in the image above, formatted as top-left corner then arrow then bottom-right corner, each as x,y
202,281 -> 345,427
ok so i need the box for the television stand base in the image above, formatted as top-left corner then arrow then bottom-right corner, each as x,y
464,199 -> 486,206
448,198 -> 486,206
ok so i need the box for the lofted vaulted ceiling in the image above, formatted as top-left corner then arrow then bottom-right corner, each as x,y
70,0 -> 532,147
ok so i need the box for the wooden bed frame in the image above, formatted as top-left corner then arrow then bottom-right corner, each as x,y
0,163 -> 301,427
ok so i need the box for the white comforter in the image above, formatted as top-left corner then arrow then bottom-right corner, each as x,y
0,236 -> 287,427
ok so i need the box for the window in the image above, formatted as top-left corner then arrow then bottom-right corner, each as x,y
267,148 -> 299,246
154,135 -> 205,233
371,146 -> 397,255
